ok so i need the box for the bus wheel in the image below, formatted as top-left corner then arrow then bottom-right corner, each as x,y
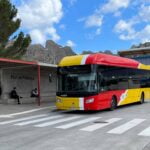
139,93 -> 144,104
110,97 -> 117,111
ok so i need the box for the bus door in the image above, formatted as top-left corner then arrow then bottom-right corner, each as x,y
128,77 -> 141,102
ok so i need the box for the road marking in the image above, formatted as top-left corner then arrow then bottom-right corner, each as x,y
107,119 -> 145,134
35,116 -> 81,127
14,115 -> 63,126
0,114 -> 47,125
80,118 -> 122,132
56,117 -> 100,129
0,106 -> 53,118
138,126 -> 150,136
0,115 -> 13,118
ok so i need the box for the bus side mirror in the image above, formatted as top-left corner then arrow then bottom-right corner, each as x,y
49,74 -> 52,82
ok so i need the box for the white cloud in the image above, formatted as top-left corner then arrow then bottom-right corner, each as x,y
114,19 -> 150,42
59,24 -> 66,30
114,11 -> 122,17
114,20 -> 137,40
30,29 -> 46,44
86,28 -> 101,40
136,25 -> 150,42
114,20 -> 135,34
115,19 -> 134,39
82,0 -> 130,38
118,25 -> 150,42
45,27 -> 60,41
96,28 -> 101,35
77,17 -> 86,22
81,13 -> 103,39
101,0 -> 131,14
139,5 -> 150,22
17,0 -> 63,44
66,40 -> 76,48
85,15 -> 103,28
69,0 -> 77,6
114,1 -> 150,43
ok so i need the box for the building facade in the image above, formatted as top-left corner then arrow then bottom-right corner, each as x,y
118,47 -> 150,65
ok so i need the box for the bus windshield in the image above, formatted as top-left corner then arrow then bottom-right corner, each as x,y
57,65 -> 98,97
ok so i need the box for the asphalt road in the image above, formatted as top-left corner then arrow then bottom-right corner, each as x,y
0,101 -> 150,150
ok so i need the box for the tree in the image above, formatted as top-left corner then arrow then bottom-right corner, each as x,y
82,50 -> 95,54
103,50 -> 113,55
0,0 -> 31,59
131,42 -> 150,49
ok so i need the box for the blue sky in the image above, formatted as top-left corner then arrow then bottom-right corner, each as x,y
11,0 -> 150,54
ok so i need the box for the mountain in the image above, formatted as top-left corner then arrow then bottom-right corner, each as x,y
23,40 -> 114,64
23,40 -> 76,64
81,50 -> 113,55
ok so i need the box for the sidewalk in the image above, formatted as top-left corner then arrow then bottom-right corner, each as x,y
0,101 -> 56,116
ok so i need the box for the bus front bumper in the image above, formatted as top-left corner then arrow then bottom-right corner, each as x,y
56,97 -> 84,110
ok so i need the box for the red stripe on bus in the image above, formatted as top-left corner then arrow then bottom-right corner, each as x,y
85,53 -> 139,69
84,90 -> 125,110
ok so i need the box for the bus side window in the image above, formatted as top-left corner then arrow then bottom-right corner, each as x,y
100,78 -> 109,91
49,74 -> 52,82
98,73 -> 105,91
100,78 -> 105,91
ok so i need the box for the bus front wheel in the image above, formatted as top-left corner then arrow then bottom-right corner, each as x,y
139,93 -> 144,104
110,97 -> 117,111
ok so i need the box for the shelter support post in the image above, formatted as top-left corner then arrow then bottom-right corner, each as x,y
37,65 -> 41,106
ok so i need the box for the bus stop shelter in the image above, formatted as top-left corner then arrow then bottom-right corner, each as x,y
0,58 -> 57,106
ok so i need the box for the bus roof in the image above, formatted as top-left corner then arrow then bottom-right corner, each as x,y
58,53 -> 150,70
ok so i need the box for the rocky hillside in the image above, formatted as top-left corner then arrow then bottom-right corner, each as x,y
23,40 -> 76,64
82,50 -> 113,55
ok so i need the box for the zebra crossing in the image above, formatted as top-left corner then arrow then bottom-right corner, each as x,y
0,113 -> 150,137
80,118 -> 122,132
107,119 -> 145,134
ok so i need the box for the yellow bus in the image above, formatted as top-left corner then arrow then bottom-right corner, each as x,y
56,53 -> 150,111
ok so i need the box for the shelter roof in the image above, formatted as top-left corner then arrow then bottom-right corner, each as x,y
0,58 -> 57,68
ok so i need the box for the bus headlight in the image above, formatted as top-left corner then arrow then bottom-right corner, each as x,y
86,98 -> 94,104
57,99 -> 62,103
